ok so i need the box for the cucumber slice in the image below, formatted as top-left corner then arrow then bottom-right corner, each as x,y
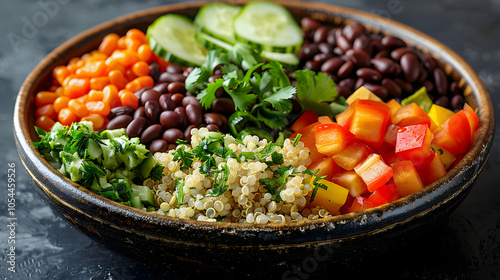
234,1 -> 303,53
147,14 -> 207,67
261,50 -> 299,69
194,3 -> 241,45
195,32 -> 233,51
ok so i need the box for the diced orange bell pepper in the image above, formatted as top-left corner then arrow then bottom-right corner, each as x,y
392,102 -> 439,133
463,103 -> 479,142
391,160 -> 424,197
421,153 -> 447,185
346,99 -> 391,147
395,124 -> 434,170
314,123 -> 356,156
308,157 -> 342,181
331,139 -> 371,171
348,196 -> 376,213
354,153 -> 393,192
290,122 -> 324,163
331,170 -> 367,198
386,99 -> 402,123
290,109 -> 318,132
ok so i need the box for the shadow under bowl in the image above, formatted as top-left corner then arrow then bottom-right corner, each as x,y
13,0 -> 494,275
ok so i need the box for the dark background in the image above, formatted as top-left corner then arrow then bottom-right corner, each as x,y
1,0 -> 499,279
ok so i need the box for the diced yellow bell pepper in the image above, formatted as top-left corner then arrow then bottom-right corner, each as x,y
308,176 -> 349,214
386,99 -> 402,123
428,104 -> 455,127
430,142 -> 456,170
345,86 -> 383,104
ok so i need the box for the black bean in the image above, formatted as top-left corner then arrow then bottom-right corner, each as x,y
317,42 -> 334,54
160,111 -> 184,129
313,26 -> 329,43
343,23 -> 367,42
314,53 -> 334,63
390,47 -> 417,61
184,124 -> 197,143
141,89 -> 161,104
370,57 -> 398,75
364,83 -> 389,100
336,85 -> 352,98
206,124 -> 220,132
212,97 -> 235,115
394,78 -> 413,94
159,94 -> 176,111
144,100 -> 161,124
140,124 -> 163,145
107,115 -> 133,130
300,44 -> 320,60
159,72 -> 185,83
423,80 -> 435,93
166,64 -> 184,74
356,68 -> 382,82
108,106 -> 134,120
433,68 -> 448,96
304,60 -> 321,72
149,63 -> 161,83
167,81 -> 186,94
181,96 -> 201,109
434,96 -> 450,108
149,139 -> 168,154
326,28 -> 337,46
336,35 -> 352,53
301,17 -> 321,31
133,106 -> 147,119
337,60 -> 355,79
450,94 -> 464,110
338,78 -> 356,91
203,113 -> 224,128
423,55 -> 438,72
171,93 -> 184,107
381,78 -> 403,98
381,35 -> 406,49
152,82 -> 169,94
346,49 -> 371,67
127,117 -> 149,138
352,34 -> 372,54
134,87 -> 150,105
185,104 -> 202,126
400,53 -> 420,83
162,128 -> 184,143
174,107 -> 188,129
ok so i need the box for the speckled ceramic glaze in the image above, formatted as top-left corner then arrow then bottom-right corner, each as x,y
14,0 -> 494,273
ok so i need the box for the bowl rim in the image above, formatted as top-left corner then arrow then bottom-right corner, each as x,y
14,0 -> 495,237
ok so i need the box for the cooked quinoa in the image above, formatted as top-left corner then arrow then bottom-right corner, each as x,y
150,127 -> 331,224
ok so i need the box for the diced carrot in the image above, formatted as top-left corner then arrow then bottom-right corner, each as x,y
35,91 -> 58,107
119,90 -> 139,109
125,76 -> 154,93
53,96 -> 70,113
137,44 -> 153,62
105,58 -> 126,73
58,108 -> 78,126
126,28 -> 146,44
110,49 -> 139,67
75,61 -> 106,78
52,65 -> 70,86
102,84 -> 120,107
81,114 -> 106,130
35,115 -> 56,132
124,36 -> 141,52
76,94 -> 88,104
108,69 -> 128,90
90,76 -> 110,91
87,90 -> 104,101
86,101 -> 110,116
67,99 -> 89,118
98,33 -> 120,56
131,61 -> 150,77
64,78 -> 90,99
35,104 -> 57,120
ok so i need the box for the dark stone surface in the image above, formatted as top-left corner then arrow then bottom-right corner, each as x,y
1,0 -> 499,279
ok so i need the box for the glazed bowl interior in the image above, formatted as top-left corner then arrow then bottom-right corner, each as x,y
14,0 -> 494,268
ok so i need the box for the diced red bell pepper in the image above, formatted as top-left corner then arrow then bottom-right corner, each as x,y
367,183 -> 400,206
396,115 -> 432,128
290,109 -> 318,132
308,156 -> 342,181
395,124 -> 434,170
374,142 -> 400,165
384,123 -> 400,147
348,196 -> 376,213
354,153 -> 394,192
433,110 -> 472,155
290,122 -> 324,163
391,160 -> 424,197
421,153 -> 447,185
331,170 -> 367,198
463,103 -> 479,142
392,102 -> 439,133
332,139 -> 371,170
347,99 -> 391,147
314,123 -> 355,156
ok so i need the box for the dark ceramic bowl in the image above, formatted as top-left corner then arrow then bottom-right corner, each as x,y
14,0 -> 494,275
